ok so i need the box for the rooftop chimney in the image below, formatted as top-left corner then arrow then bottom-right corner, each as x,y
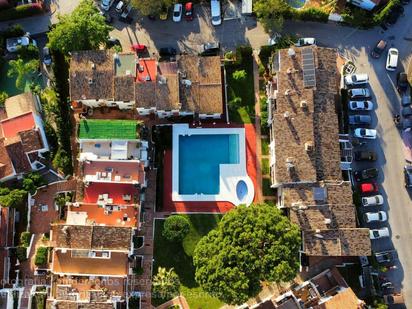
305,141 -> 314,152
288,48 -> 296,57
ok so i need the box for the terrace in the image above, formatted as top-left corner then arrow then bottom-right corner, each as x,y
78,119 -> 139,140
52,250 -> 129,277
79,140 -> 147,162
83,182 -> 140,205
82,160 -> 146,185
67,203 -> 138,228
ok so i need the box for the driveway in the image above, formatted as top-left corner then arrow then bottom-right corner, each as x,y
109,3 -> 268,54
285,10 -> 412,307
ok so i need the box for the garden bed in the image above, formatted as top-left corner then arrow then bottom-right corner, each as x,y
153,215 -> 223,309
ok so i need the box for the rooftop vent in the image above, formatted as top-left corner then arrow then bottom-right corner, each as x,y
305,141 -> 314,152
283,111 -> 290,119
324,218 -> 332,225
285,89 -> 291,96
145,75 -> 151,81
286,157 -> 294,171
158,76 -> 167,84
62,225 -> 69,235
91,62 -> 96,70
300,100 -> 308,109
288,48 -> 296,57
138,64 -> 144,72
125,70 -> 131,76
88,78 -> 94,84
314,233 -> 324,239
182,79 -> 192,87
287,68 -> 293,74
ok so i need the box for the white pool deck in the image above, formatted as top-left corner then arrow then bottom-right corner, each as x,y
172,124 -> 255,206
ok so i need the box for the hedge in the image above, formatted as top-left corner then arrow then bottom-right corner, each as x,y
0,4 -> 43,22
34,247 -> 48,266
16,246 -> 27,262
291,7 -> 329,23
20,232 -> 31,248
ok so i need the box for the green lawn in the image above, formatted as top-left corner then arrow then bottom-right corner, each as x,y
153,215 -> 223,309
261,138 -> 269,156
226,47 -> 255,124
78,119 -> 138,140
262,158 -> 270,175
0,62 -> 43,96
262,178 -> 275,196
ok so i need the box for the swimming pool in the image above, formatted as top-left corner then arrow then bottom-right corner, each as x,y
179,134 -> 239,194
172,124 -> 255,206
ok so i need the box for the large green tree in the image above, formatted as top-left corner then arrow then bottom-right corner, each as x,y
47,0 -> 112,54
130,0 -> 173,16
254,0 -> 291,33
7,58 -> 39,90
193,203 -> 301,305
162,215 -> 190,242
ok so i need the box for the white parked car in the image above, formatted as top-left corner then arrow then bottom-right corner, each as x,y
295,38 -> 316,47
386,48 -> 399,71
101,0 -> 114,11
211,0 -> 221,26
345,73 -> 369,86
348,88 -> 371,99
354,128 -> 377,139
364,211 -> 387,223
370,227 -> 390,239
172,3 -> 183,22
6,34 -> 37,53
362,195 -> 384,206
349,100 -> 373,111
115,1 -> 124,13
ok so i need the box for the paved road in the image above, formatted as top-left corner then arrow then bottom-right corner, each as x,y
285,9 -> 412,307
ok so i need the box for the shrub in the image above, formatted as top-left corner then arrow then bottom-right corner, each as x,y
162,215 -> 190,242
373,0 -> 401,24
34,293 -> 46,309
232,69 -> 247,81
1,24 -> 24,38
0,92 -> 8,108
20,232 -> 31,248
0,4 -> 43,22
16,44 -> 39,60
16,246 -> 27,262
34,247 -> 48,266
291,8 -> 329,22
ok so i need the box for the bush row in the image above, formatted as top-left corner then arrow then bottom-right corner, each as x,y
34,247 -> 48,266
287,7 -> 329,23
0,3 -> 43,22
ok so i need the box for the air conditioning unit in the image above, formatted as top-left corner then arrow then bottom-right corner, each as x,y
283,111 -> 290,118
305,141 -> 314,152
88,78 -> 94,84
91,63 -> 96,70
324,218 -> 331,225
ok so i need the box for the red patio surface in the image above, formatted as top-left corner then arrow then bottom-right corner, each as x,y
0,112 -> 35,138
137,58 -> 157,82
83,182 -> 140,205
68,203 -> 138,227
163,123 -> 258,213
83,160 -> 145,184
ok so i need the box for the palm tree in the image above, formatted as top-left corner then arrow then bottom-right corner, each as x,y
152,267 -> 180,300
7,58 -> 39,90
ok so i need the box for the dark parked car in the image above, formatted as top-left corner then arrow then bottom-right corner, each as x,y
402,105 -> 412,118
159,47 -> 177,57
354,151 -> 377,161
349,115 -> 372,126
397,72 -> 409,93
386,4 -> 404,25
402,118 -> 412,129
371,40 -> 387,58
106,37 -> 121,48
200,42 -> 220,56
405,165 -> 412,188
375,250 -> 396,264
401,95 -> 411,107
354,168 -> 379,182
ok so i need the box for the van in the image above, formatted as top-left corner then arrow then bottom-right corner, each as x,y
386,48 -> 398,71
210,0 -> 221,26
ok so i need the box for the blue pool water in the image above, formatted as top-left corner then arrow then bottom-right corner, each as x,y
179,134 -> 239,195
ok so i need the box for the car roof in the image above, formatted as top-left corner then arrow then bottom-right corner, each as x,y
376,40 -> 387,48
185,2 -> 193,9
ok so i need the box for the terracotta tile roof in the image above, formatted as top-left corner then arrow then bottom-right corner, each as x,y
18,129 -> 43,152
70,50 -> 114,101
113,76 -> 135,102
83,182 -> 140,205
52,250 -> 129,277
0,112 -> 36,138
135,81 -> 156,108
271,47 -> 341,185
314,287 -> 364,309
282,182 -> 353,207
303,229 -> 371,256
178,55 -> 223,114
46,301 -> 114,309
51,224 -> 132,251
4,92 -> 37,118
5,139 -> 31,173
0,139 -> 14,180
